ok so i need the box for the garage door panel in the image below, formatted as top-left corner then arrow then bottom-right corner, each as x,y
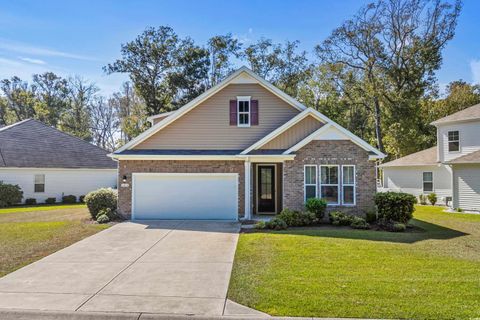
133,174 -> 238,220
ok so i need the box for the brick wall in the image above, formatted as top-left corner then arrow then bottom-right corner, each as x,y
117,160 -> 245,219
283,140 -> 376,216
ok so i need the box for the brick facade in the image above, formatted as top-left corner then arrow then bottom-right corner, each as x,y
117,160 -> 245,219
283,140 -> 376,216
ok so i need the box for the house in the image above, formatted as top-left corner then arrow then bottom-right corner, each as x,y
110,66 -> 385,220
0,119 -> 117,204
380,103 -> 480,211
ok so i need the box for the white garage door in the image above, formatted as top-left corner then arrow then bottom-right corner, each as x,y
132,173 -> 238,220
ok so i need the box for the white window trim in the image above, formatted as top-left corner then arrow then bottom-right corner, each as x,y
320,165 -> 340,206
237,96 -> 251,127
341,165 -> 356,206
447,130 -> 460,153
423,171 -> 434,193
34,174 -> 45,193
304,165 -> 317,202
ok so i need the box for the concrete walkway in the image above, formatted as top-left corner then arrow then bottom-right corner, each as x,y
0,220 -> 253,317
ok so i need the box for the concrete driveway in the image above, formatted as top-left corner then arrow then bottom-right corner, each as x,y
0,220 -> 242,316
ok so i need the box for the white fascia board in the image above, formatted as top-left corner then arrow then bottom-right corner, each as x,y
114,66 -> 306,154
236,154 -> 296,162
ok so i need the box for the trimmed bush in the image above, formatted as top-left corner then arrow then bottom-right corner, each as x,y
278,208 -> 315,227
0,182 -> 23,207
78,195 -> 85,203
427,193 -> 437,206
25,198 -> 37,205
254,221 -> 266,229
419,194 -> 427,205
365,209 -> 377,223
350,216 -> 369,229
265,217 -> 288,230
62,195 -> 76,204
392,222 -> 406,232
374,192 -> 416,224
45,197 -> 56,204
96,214 -> 110,224
329,211 -> 353,226
305,198 -> 327,220
84,188 -> 117,219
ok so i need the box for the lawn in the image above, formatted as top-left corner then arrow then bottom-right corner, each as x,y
228,206 -> 480,319
0,204 -> 109,277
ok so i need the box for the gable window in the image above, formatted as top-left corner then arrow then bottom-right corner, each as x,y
448,131 -> 459,152
423,172 -> 433,192
34,174 -> 45,193
237,96 -> 250,127
304,165 -> 317,201
342,165 -> 356,205
320,165 -> 339,205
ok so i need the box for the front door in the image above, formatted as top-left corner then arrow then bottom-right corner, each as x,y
257,165 -> 275,213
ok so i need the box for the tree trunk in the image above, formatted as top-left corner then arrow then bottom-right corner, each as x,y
373,96 -> 384,153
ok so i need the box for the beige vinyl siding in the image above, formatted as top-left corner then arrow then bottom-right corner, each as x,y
260,115 -> 323,150
135,84 -> 300,150
452,164 -> 480,211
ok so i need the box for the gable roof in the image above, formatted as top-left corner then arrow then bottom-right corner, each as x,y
431,103 -> 480,126
379,146 -> 438,167
0,119 -> 116,169
446,149 -> 480,164
114,66 -> 306,154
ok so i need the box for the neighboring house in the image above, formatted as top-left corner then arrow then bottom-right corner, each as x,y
0,119 -> 117,203
110,66 -> 385,220
380,103 -> 480,211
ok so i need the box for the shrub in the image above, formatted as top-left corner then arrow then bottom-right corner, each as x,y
329,211 -> 353,226
78,195 -> 85,203
350,216 -> 369,229
0,182 -> 23,207
374,192 -> 416,224
254,221 -> 266,229
278,208 -> 315,227
265,217 -> 288,230
392,223 -> 406,232
25,198 -> 36,205
84,188 -> 117,219
98,207 -> 116,220
419,194 -> 427,205
62,195 -> 76,204
45,197 -> 56,204
365,209 -> 378,223
305,198 -> 327,220
427,193 -> 437,206
456,207 -> 463,213
96,214 -> 110,224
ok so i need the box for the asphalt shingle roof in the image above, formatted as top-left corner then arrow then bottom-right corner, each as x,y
446,149 -> 480,164
0,119 -> 116,169
431,103 -> 480,125
379,146 -> 438,167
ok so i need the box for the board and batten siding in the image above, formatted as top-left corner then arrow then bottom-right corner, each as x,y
0,168 -> 117,203
260,115 -> 323,150
452,164 -> 480,211
381,165 -> 452,201
438,121 -> 480,162
134,84 -> 300,150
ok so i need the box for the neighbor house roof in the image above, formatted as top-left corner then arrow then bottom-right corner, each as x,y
431,103 -> 480,125
0,119 -> 116,169
446,149 -> 480,164
379,146 -> 438,167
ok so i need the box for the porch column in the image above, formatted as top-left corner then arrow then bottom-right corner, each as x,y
244,159 -> 252,220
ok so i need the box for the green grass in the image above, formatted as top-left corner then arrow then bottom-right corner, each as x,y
228,206 -> 480,319
0,203 -> 86,214
0,205 -> 109,277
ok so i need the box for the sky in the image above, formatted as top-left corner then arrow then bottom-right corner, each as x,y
1,0 -> 479,95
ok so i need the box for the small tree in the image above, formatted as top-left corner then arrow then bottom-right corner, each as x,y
305,198 -> 327,220
0,182 -> 23,207
427,193 -> 437,206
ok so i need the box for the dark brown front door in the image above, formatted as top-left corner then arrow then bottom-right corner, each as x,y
258,165 -> 275,213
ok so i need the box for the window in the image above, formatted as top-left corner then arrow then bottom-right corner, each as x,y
320,165 -> 339,205
237,96 -> 250,127
304,165 -> 317,201
423,172 -> 433,192
34,174 -> 45,193
448,130 -> 459,152
342,165 -> 356,205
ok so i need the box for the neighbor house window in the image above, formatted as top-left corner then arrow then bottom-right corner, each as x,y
423,172 -> 433,192
320,165 -> 339,205
342,165 -> 356,205
237,96 -> 250,127
304,165 -> 317,201
448,130 -> 459,152
34,174 -> 45,193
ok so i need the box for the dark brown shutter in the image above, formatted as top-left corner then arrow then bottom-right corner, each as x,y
251,100 -> 259,125
229,100 -> 237,125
